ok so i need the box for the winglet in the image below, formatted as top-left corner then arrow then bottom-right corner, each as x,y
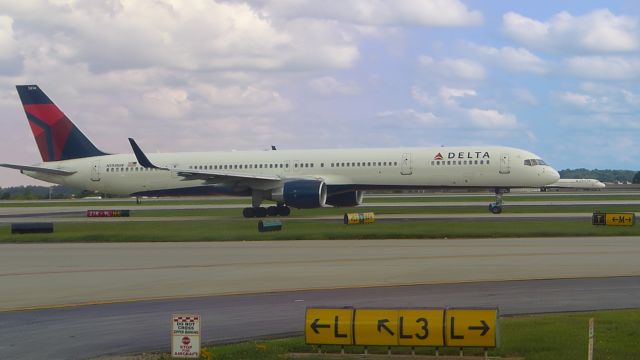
128,138 -> 163,169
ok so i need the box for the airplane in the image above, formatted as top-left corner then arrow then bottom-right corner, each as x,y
1,85 -> 560,216
541,178 -> 606,191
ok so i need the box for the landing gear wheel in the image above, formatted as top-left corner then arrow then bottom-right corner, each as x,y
242,207 -> 255,218
277,206 -> 291,216
489,203 -> 503,214
255,207 -> 268,218
267,206 -> 279,217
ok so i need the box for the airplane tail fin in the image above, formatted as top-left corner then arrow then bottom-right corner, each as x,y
16,85 -> 107,162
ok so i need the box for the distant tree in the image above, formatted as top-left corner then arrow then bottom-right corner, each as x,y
0,191 -> 9,200
633,171 -> 640,184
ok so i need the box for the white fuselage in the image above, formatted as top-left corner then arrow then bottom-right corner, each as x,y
23,146 -> 559,196
545,178 -> 606,190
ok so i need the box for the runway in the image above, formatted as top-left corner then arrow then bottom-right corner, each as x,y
2,237 -> 639,310
2,196 -> 640,358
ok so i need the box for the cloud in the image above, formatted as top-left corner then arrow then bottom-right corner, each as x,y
0,16 -> 17,59
557,86 -> 640,114
419,56 -> 486,80
471,45 -> 547,74
403,86 -> 519,131
503,9 -> 639,53
259,0 -> 483,27
559,92 -> 592,107
140,87 -> 191,119
193,83 -> 292,113
554,84 -> 640,132
512,88 -> 538,105
467,108 -> 517,129
309,76 -> 360,95
6,0 -> 361,73
565,56 -> 640,79
377,109 -> 443,127
438,87 -> 477,105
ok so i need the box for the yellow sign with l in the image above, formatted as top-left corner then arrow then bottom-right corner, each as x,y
305,308 -> 354,345
445,308 -> 498,348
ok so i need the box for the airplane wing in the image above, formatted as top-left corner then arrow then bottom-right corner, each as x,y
0,164 -> 77,176
128,138 -> 282,184
0,163 -> 77,176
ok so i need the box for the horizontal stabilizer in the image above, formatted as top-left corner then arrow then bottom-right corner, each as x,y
0,163 -> 77,176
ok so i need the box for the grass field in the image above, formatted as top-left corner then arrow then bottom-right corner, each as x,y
147,309 -> 640,360
2,218 -> 639,243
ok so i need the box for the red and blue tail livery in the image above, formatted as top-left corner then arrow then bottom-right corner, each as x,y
16,85 -> 106,162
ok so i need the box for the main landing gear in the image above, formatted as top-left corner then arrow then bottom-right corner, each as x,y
242,205 -> 291,218
488,188 -> 509,214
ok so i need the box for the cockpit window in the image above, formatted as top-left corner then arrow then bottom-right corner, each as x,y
524,159 -> 548,166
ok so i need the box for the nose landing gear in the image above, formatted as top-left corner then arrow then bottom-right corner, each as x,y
489,188 -> 509,214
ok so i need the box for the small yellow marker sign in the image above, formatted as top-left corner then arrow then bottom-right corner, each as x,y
353,309 -> 398,346
605,213 -> 635,226
305,308 -> 354,345
445,308 -> 498,348
398,309 -> 445,347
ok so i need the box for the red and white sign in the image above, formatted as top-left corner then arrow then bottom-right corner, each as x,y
171,314 -> 201,358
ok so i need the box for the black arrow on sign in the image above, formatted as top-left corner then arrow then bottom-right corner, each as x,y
311,318 -> 330,334
468,320 -> 490,336
377,319 -> 395,336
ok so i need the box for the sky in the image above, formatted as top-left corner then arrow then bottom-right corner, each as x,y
0,0 -> 639,187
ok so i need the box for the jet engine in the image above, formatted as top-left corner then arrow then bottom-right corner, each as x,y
283,180 -> 327,209
326,190 -> 364,207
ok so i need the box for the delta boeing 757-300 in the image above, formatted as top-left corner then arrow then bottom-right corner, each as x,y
1,85 -> 560,217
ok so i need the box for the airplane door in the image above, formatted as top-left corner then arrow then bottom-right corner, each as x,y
499,153 -> 510,174
284,160 -> 291,173
401,153 -> 412,175
293,160 -> 301,173
91,161 -> 100,181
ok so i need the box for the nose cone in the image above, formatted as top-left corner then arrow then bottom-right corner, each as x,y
549,167 -> 560,183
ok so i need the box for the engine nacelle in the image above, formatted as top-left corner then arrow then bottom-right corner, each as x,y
326,190 -> 364,207
283,180 -> 327,209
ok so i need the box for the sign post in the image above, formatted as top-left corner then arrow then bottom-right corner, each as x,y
588,318 -> 594,360
171,314 -> 201,359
